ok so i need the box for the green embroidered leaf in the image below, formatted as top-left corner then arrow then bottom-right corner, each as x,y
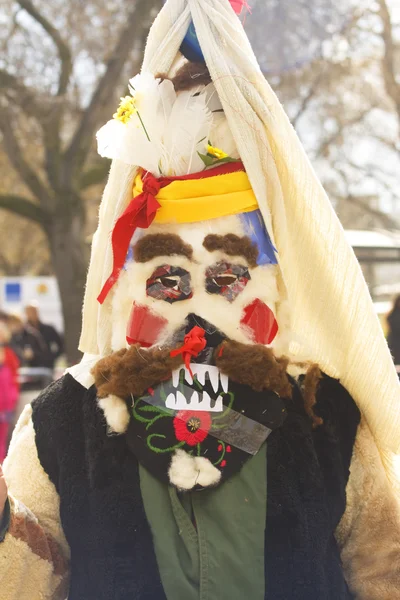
213,440 -> 226,467
160,383 -> 167,402
212,392 -> 235,423
213,156 -> 238,165
131,408 -> 154,424
192,374 -> 203,391
147,434 -> 186,454
197,152 -> 216,167
138,404 -> 163,413
145,413 -> 169,431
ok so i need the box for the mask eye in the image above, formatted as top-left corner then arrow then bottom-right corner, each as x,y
147,265 -> 192,304
158,276 -> 180,289
213,275 -> 237,287
205,262 -> 251,303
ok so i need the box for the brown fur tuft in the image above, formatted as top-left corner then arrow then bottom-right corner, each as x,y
303,364 -> 324,428
156,63 -> 212,92
215,340 -> 292,398
171,62 -> 212,92
203,234 -> 259,267
133,233 -> 193,263
92,345 -> 183,400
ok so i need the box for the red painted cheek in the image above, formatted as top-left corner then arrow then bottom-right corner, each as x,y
126,303 -> 168,347
240,299 -> 279,345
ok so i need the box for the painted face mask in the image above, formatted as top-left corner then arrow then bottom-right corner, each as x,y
115,213 -> 279,352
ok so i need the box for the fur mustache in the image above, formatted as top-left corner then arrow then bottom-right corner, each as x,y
92,340 -> 292,402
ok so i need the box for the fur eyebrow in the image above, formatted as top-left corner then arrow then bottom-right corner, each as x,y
133,233 -> 193,263
203,234 -> 259,267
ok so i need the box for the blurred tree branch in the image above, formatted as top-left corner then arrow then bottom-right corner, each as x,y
0,111 -> 53,206
347,195 -> 397,229
0,194 -> 47,225
378,0 -> 400,132
0,215 -> 51,276
18,0 -> 73,96
0,70 -> 50,120
79,161 -> 111,190
291,67 -> 326,128
315,108 -> 374,159
64,0 -> 159,182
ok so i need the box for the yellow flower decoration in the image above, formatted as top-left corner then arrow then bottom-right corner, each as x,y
207,145 -> 228,160
113,96 -> 137,124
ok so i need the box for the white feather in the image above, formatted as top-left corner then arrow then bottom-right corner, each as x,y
205,83 -> 240,159
97,73 -> 223,176
161,88 -> 212,176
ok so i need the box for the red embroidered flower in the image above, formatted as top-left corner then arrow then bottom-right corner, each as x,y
173,410 -> 212,447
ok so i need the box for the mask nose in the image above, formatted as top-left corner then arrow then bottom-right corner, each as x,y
184,314 -> 226,348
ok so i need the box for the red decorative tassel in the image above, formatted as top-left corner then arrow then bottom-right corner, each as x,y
170,326 -> 207,377
97,173 -> 163,304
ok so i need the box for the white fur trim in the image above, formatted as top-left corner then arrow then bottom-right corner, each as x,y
98,395 -> 131,434
169,449 -> 221,490
66,354 -> 100,390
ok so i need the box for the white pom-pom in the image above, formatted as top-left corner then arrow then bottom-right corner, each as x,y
169,449 -> 221,490
194,456 -> 222,488
98,395 -> 130,434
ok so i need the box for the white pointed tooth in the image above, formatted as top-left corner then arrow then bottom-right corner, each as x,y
166,393 -> 176,409
184,367 -> 193,385
201,390 -> 211,407
208,367 -> 219,393
176,390 -> 189,408
220,373 -> 229,393
214,396 -> 224,412
199,390 -> 224,413
192,364 -> 206,385
172,368 -> 181,389
189,391 -> 200,407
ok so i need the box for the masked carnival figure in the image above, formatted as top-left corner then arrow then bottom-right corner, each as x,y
1,1 -> 400,599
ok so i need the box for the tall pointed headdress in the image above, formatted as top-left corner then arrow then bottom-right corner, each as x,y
80,0 -> 400,482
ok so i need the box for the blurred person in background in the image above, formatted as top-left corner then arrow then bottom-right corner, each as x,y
0,322 -> 19,463
7,315 -> 27,365
0,311 -> 9,325
23,303 -> 64,373
387,295 -> 400,366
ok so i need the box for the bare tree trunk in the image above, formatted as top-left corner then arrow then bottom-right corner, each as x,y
46,195 -> 88,365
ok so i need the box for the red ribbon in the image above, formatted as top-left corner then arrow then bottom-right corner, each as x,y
170,326 -> 207,377
98,172 -> 165,304
98,162 -> 245,304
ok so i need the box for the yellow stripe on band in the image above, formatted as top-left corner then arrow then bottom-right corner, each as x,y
133,171 -> 259,224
